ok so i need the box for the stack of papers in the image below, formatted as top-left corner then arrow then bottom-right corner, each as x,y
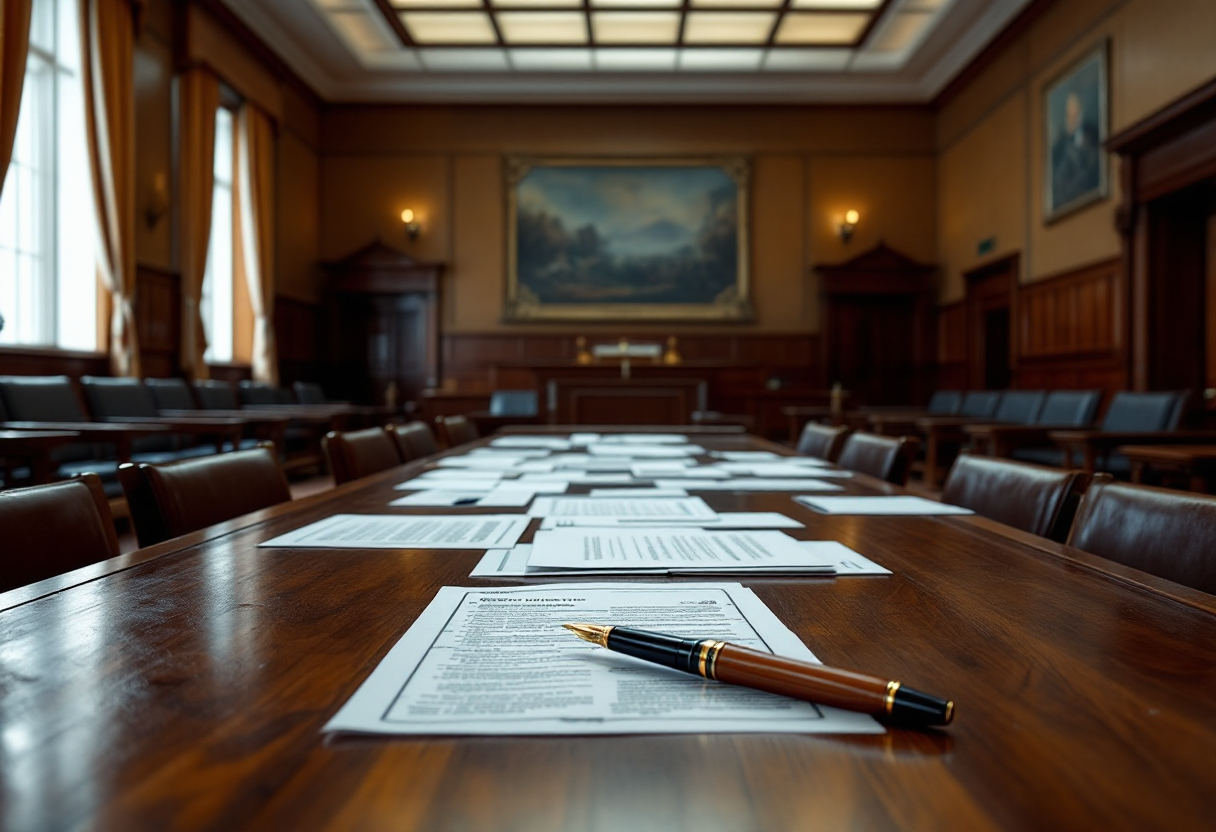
538,512 -> 803,529
527,496 -> 718,519
655,478 -> 845,492
324,582 -> 882,736
260,514 -> 532,550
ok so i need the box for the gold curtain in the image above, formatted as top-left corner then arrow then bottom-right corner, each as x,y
178,68 -> 219,381
81,0 -> 139,377
236,102 -> 277,386
0,0 -> 32,195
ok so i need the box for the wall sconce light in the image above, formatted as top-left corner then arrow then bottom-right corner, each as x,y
839,209 -> 859,244
145,172 -> 169,229
401,208 -> 420,242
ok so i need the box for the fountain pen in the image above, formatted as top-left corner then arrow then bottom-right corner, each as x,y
563,623 -> 953,727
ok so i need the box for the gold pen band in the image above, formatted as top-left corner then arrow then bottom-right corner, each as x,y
884,680 -> 901,715
698,640 -> 727,680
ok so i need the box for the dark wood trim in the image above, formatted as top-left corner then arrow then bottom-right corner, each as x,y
963,253 -> 1018,389
932,0 -> 1059,109
1107,78 -> 1216,155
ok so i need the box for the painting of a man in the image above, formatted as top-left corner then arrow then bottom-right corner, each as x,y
1045,45 -> 1108,220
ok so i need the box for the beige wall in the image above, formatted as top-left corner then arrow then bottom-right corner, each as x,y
319,105 -> 937,334
936,0 -> 1216,302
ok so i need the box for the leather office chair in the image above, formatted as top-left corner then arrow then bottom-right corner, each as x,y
323,427 -> 403,486
145,378 -> 198,410
836,432 -> 920,486
194,380 -> 241,410
941,452 -> 1089,542
118,443 -> 292,549
988,390 -> 1046,424
437,415 -> 479,449
293,382 -> 328,405
796,423 -> 850,462
926,390 -> 963,415
387,421 -> 440,462
0,473 -> 119,593
1068,478 -> 1216,595
957,390 -> 1003,419
239,381 -> 280,406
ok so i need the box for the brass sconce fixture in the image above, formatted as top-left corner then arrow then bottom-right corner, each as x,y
839,209 -> 859,244
145,172 -> 169,229
401,208 -> 420,241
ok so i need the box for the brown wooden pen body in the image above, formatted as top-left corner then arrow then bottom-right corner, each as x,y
713,643 -> 890,715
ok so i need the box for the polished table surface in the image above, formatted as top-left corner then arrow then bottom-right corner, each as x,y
2,431 -> 1214,830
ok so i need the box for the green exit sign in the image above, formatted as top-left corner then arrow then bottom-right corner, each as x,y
977,237 -> 996,257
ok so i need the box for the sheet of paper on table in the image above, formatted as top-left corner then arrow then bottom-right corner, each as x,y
472,541 -> 887,577
596,434 -> 689,444
587,444 -> 704,458
469,448 -> 554,459
794,496 -> 976,516
490,437 -> 573,450
538,512 -> 803,530
712,460 -> 830,474
324,582 -> 882,736
528,496 -> 717,519
390,488 -> 537,508
712,451 -> 780,461
395,478 -> 569,494
518,472 -> 638,485
656,479 -> 845,492
416,470 -> 505,482
435,455 -> 533,469
733,464 -> 852,478
527,528 -> 826,572
631,464 -> 731,479
259,514 -> 532,550
587,487 -> 690,498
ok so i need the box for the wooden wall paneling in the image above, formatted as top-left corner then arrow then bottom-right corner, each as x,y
275,297 -> 320,390
135,265 -> 181,379
0,347 -> 109,379
964,255 -> 1016,389
935,301 -> 968,389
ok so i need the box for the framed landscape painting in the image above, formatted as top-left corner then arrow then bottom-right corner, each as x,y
504,157 -> 752,322
1043,42 -> 1109,222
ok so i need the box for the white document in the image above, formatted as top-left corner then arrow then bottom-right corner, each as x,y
538,511 -> 804,530
514,461 -> 557,473
527,528 -> 823,571
568,433 -> 602,445
741,464 -> 851,478
389,486 -> 545,508
259,514 -> 532,550
395,478 -> 568,494
588,487 -> 690,498
631,464 -> 731,479
713,451 -> 780,461
657,479 -> 845,492
324,582 -> 881,736
490,437 -> 573,451
473,541 -> 878,576
597,433 -> 690,444
587,444 -> 704,458
519,472 -> 637,485
436,455 -> 531,469
794,496 -> 975,515
528,496 -> 716,519
470,448 -> 553,459
416,470 -> 505,482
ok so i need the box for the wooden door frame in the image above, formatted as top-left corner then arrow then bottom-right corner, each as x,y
963,254 -> 1019,389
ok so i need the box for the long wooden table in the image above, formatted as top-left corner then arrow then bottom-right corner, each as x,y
2,430 -> 1214,830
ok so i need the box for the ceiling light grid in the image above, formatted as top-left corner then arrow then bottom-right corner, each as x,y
377,0 -> 893,49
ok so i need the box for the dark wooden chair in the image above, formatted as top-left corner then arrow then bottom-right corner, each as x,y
387,421 -> 440,462
795,423 -> 850,462
118,443 -> 292,548
323,427 -> 403,486
1068,478 -> 1216,595
836,432 -> 920,486
0,473 -> 119,593
436,415 -> 479,449
941,452 -> 1089,542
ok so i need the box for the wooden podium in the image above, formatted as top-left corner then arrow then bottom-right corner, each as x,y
546,377 -> 707,425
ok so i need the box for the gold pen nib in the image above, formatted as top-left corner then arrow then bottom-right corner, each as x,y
563,623 -> 612,648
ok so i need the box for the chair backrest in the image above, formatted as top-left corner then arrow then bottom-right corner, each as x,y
239,381 -> 279,406
387,421 -> 440,462
1068,479 -> 1216,595
1098,391 -> 1185,432
118,444 -> 291,548
145,378 -> 198,410
1034,390 -> 1101,426
79,376 -> 160,419
992,390 -> 1045,424
194,380 -> 240,410
927,391 -> 963,415
835,432 -> 920,486
796,423 -> 850,462
0,375 -> 88,421
941,453 -> 1088,542
0,473 -> 119,593
489,390 -> 539,417
958,391 -> 1002,418
293,382 -> 327,405
323,427 -> 403,486
438,415 -> 479,448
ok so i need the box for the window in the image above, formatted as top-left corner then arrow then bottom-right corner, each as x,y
201,106 -> 235,364
0,0 -> 95,351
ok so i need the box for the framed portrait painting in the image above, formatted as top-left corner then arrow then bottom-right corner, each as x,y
1043,41 -> 1109,222
504,156 -> 753,322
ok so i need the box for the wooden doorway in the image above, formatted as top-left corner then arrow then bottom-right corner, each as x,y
964,255 -> 1017,389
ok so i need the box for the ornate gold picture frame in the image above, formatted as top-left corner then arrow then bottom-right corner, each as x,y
504,156 -> 752,322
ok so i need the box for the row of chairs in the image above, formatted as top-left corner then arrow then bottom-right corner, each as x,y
798,421 -> 1215,594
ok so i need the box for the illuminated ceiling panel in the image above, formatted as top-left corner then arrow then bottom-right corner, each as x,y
399,12 -> 499,44
682,12 -> 776,45
496,11 -> 588,43
774,12 -> 870,44
592,13 -> 682,45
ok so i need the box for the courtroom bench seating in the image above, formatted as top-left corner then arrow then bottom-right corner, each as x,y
0,473 -> 118,593
941,452 -> 1089,543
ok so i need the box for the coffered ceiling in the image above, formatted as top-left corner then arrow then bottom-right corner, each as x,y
221,0 -> 1032,102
